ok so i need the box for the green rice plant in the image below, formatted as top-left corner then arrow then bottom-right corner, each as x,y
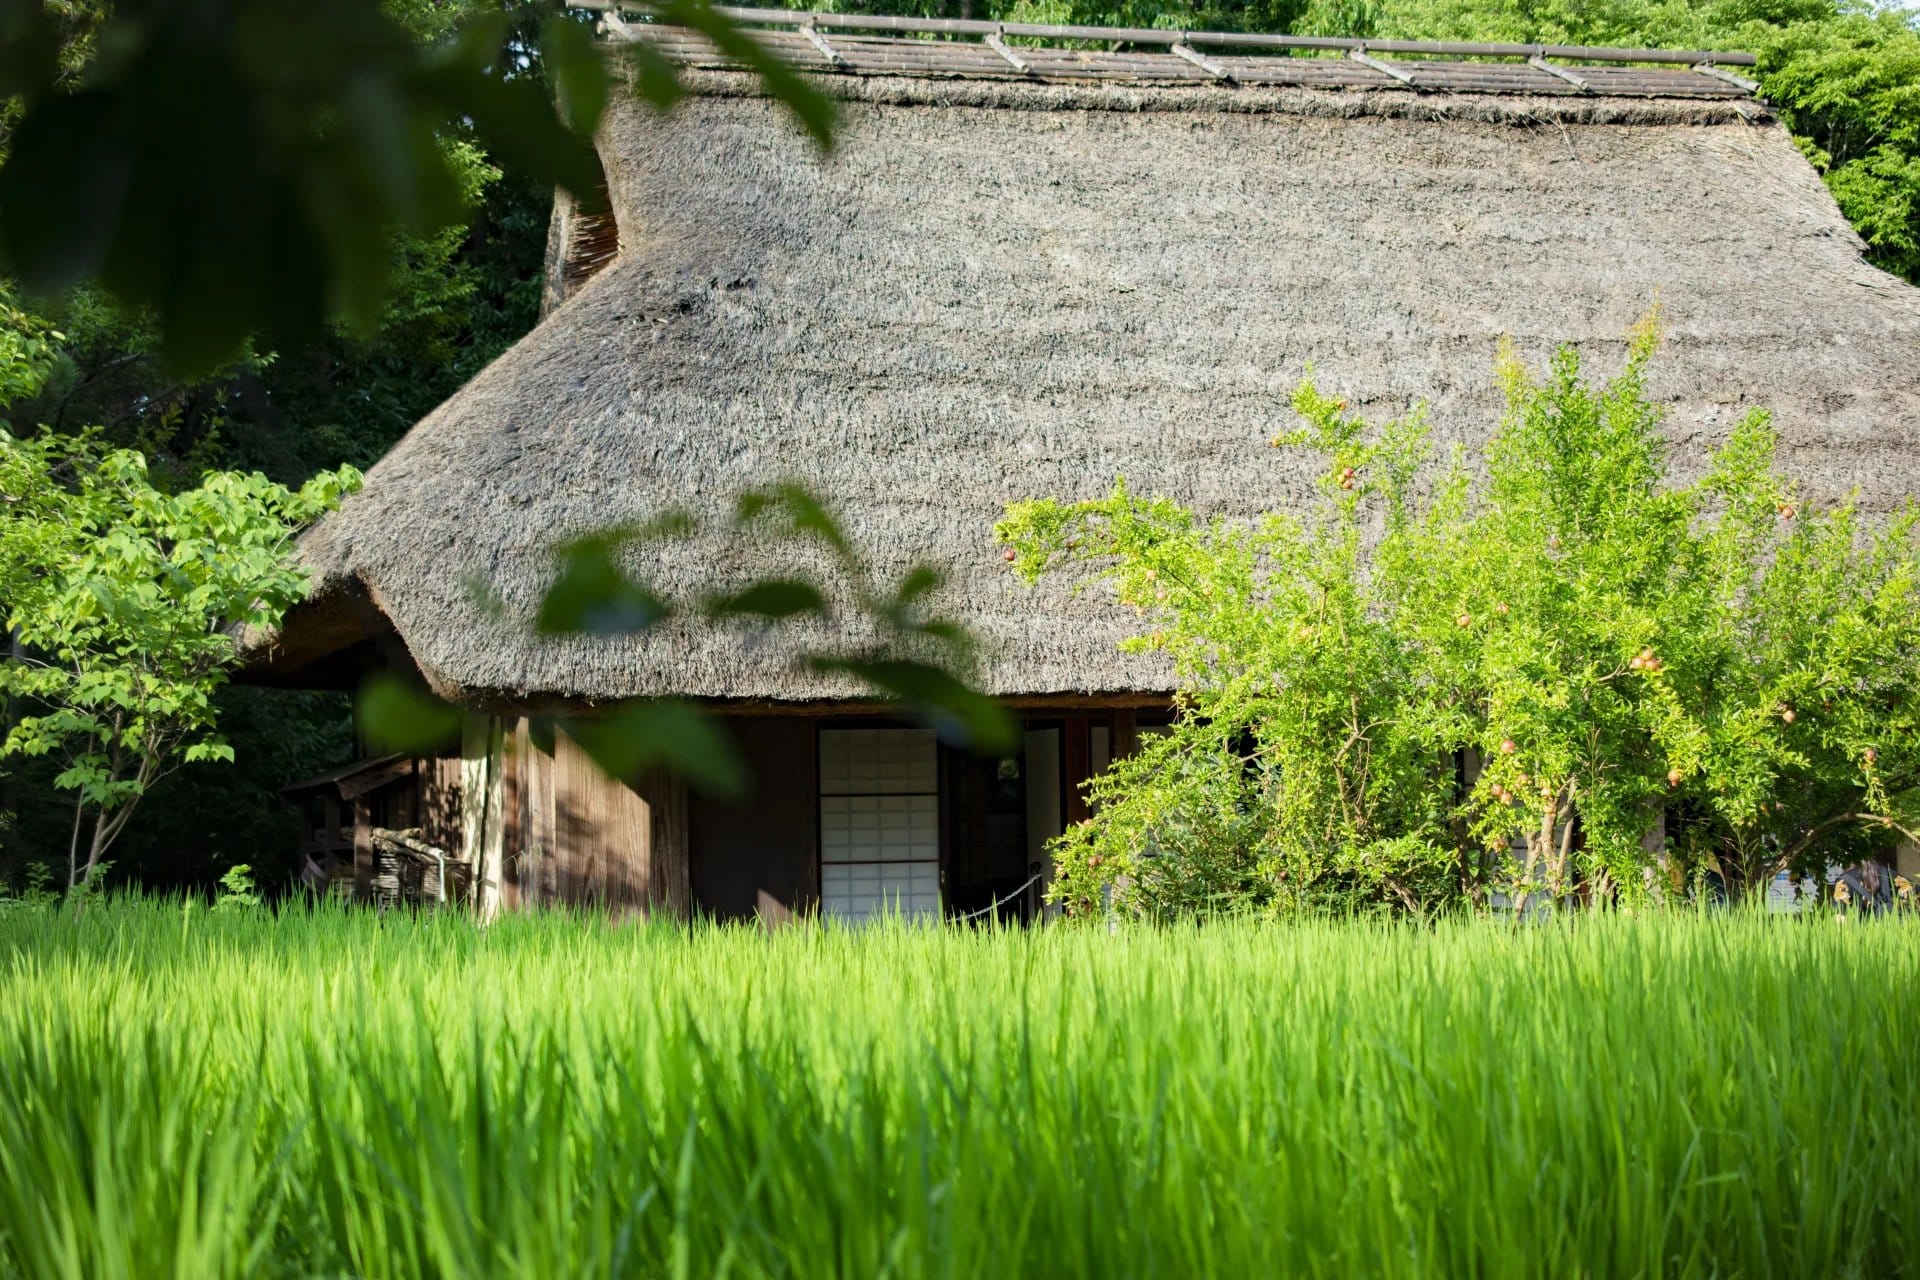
0,900 -> 1915,1278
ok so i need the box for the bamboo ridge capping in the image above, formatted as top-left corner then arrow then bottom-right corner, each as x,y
567,3 -> 1759,68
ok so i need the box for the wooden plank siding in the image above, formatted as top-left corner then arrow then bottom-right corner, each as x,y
495,719 -> 691,916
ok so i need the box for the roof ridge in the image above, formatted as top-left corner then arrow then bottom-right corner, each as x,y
569,3 -> 1758,71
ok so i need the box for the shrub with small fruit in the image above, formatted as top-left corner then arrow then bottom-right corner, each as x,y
998,315 -> 1920,917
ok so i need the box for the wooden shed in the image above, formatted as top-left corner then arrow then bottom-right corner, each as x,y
245,8 -> 1920,921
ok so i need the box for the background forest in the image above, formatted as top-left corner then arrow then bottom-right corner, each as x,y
2,0 -> 1917,893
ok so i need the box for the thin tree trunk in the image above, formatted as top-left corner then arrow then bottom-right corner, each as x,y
66,791 -> 85,894
1555,803 -> 1577,903
0,626 -> 19,821
80,806 -> 111,891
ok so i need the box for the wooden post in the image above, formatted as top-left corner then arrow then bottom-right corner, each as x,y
351,796 -> 373,902
1064,715 -> 1090,828
461,713 -> 506,921
639,767 -> 691,918
1111,708 -> 1139,762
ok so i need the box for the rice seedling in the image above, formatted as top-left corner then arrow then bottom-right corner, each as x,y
0,901 -> 1914,1278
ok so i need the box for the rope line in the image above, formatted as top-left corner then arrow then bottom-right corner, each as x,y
950,872 -> 1045,922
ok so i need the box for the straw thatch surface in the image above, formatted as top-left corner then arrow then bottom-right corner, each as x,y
258,71 -> 1920,707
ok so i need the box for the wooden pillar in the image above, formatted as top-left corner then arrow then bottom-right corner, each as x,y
1063,715 -> 1091,827
1112,708 -> 1139,762
643,766 -> 692,918
461,713 -> 506,921
512,719 -> 558,908
351,796 -> 372,902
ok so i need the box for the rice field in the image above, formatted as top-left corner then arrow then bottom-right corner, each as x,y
0,903 -> 1915,1278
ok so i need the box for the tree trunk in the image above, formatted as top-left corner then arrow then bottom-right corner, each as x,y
78,807 -> 111,895
66,793 -> 85,894
0,626 -> 20,827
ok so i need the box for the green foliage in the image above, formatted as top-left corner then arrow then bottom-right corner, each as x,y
212,863 -> 259,911
0,859 -> 54,910
0,429 -> 356,889
0,2 -> 848,890
0,290 -> 58,410
1000,328 -> 1920,917
7,0 -> 1913,896
0,903 -> 1917,1276
0,0 -> 838,374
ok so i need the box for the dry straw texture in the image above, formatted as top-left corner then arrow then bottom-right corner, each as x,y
265,68 -> 1920,706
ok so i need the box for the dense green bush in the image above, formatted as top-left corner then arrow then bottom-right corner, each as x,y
1000,322 -> 1920,917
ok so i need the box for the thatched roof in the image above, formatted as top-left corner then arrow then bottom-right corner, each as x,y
251,16 -> 1920,709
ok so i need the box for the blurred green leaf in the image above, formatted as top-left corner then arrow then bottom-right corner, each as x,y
704,579 -> 828,622
542,10 -> 610,138
356,674 -> 461,755
623,37 -> 687,114
914,620 -> 973,654
737,483 -> 854,560
896,565 -> 943,605
0,92 -> 130,293
538,539 -> 670,635
566,699 -> 746,799
811,657 -> 1015,753
0,0 -> 59,99
655,0 -> 837,151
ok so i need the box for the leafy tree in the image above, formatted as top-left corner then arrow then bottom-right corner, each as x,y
1000,325 -> 1920,918
0,430 -> 357,891
8,0 -> 1914,894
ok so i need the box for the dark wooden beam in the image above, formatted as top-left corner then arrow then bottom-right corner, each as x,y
1063,715 -> 1090,828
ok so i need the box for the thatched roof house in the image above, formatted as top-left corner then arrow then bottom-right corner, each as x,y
251,9 -> 1920,923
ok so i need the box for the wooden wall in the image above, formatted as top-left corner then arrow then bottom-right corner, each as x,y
487,718 -> 691,916
394,707 -> 1162,922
